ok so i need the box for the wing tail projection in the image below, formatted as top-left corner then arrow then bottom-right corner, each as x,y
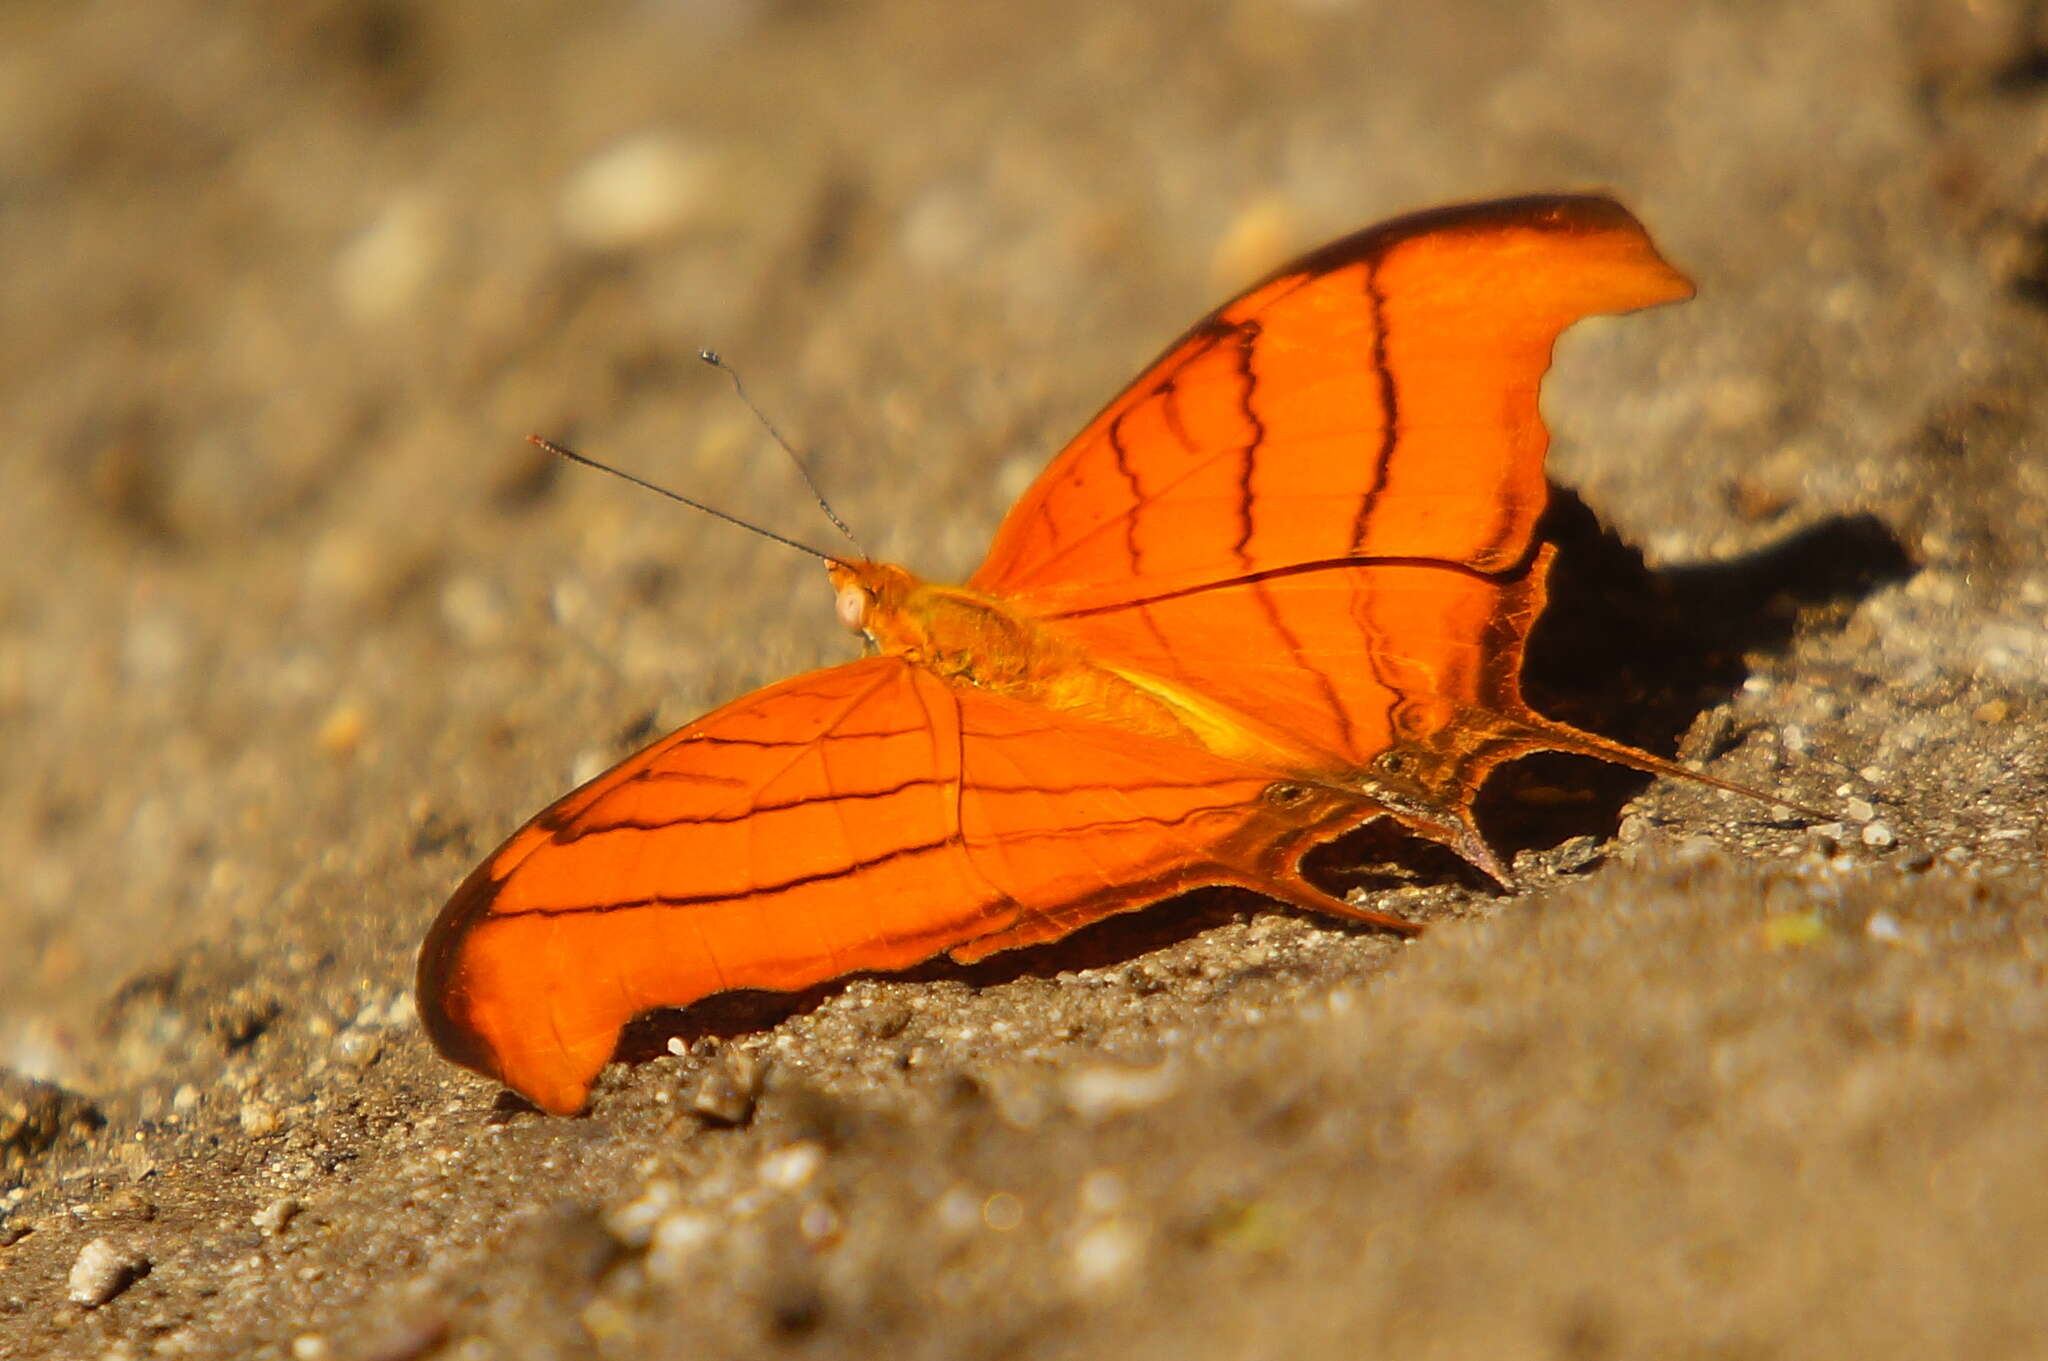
969,195 -> 1693,611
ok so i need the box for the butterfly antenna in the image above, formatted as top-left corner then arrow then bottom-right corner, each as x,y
698,349 -> 868,559
527,436 -> 845,565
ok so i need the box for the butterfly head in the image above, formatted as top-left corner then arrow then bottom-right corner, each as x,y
826,559 -> 919,643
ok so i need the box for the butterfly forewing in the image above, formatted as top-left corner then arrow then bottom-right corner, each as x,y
968,195 -> 1691,611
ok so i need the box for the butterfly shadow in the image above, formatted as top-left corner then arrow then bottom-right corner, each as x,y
1475,485 -> 1914,864
612,493 -> 1914,1073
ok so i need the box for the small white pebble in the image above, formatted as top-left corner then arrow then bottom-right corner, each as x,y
1068,1220 -> 1146,1292
67,1237 -> 149,1307
333,196 -> 443,323
647,1211 -> 717,1281
933,1187 -> 981,1234
439,575 -> 508,647
758,1141 -> 824,1192
558,131 -> 716,251
1865,912 -> 1904,943
1844,798 -> 1877,822
1861,822 -> 1896,848
332,1030 -> 381,1069
604,1180 -> 681,1249
291,1335 -> 331,1361
1062,1062 -> 1180,1123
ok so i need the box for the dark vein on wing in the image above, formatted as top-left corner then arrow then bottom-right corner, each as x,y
1045,540 -> 1542,620
1229,322 -> 1264,568
506,794 -> 1260,920
1349,260 -> 1400,552
1108,409 -> 1144,576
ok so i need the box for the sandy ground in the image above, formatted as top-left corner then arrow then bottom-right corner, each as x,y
3,2 -> 2047,1357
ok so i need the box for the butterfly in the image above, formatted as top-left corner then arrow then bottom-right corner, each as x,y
419,194 -> 1791,1115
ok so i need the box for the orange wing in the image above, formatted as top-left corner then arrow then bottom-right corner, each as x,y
420,656 -> 1407,1115
969,195 -> 1692,612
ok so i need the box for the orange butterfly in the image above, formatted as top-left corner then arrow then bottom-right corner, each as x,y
421,195 -> 1778,1115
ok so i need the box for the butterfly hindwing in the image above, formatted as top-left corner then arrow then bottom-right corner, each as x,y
420,658 -> 1403,1113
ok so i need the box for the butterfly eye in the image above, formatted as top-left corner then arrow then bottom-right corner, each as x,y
1263,782 -> 1313,809
834,583 -> 870,633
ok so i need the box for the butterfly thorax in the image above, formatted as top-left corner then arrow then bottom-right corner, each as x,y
829,558 -> 1283,760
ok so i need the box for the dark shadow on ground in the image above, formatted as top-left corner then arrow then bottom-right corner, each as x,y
609,489 -> 1917,1078
1486,486 -> 1916,859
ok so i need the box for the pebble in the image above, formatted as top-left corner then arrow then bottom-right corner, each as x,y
558,131 -> 716,251
253,1196 -> 302,1235
691,1053 -> 764,1126
605,1180 -> 682,1248
332,1029 -> 382,1069
647,1211 -> 716,1281
1068,1219 -> 1146,1292
758,1141 -> 824,1192
933,1187 -> 982,1235
67,1237 -> 149,1307
239,1100 -> 281,1138
1062,1061 -> 1180,1123
1861,822 -> 1897,848
333,195 -> 444,322
438,575 -> 509,647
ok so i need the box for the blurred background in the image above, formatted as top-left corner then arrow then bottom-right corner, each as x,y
3,2 -> 2047,1356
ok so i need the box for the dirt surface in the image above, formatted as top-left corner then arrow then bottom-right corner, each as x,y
4,2 -> 2047,1357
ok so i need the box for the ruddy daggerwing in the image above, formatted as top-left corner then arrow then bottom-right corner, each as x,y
420,194 -> 1789,1115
